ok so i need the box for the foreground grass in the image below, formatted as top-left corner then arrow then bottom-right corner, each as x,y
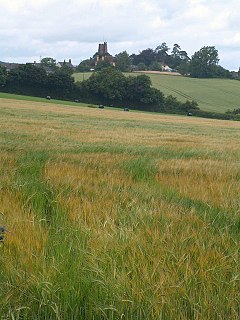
0,98 -> 240,319
74,72 -> 240,113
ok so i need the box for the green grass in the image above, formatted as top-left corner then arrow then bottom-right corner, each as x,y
145,74 -> 240,113
0,98 -> 240,319
74,72 -> 240,113
73,72 -> 92,82
0,92 -> 90,108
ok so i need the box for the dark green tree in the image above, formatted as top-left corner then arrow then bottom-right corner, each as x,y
94,60 -> 112,71
179,50 -> 189,61
76,59 -> 92,72
79,68 -> 165,111
171,44 -> 181,58
137,62 -> 148,71
40,57 -> 57,69
169,45 -> 190,70
0,65 -> 7,86
149,61 -> 162,71
6,64 -> 47,95
155,42 -> 170,63
170,44 -> 181,69
189,46 -> 219,78
131,48 -> 155,67
81,67 -> 126,102
59,62 -> 74,75
177,60 -> 190,75
115,51 -> 131,72
125,74 -> 164,111
214,65 -> 231,78
47,69 -> 75,99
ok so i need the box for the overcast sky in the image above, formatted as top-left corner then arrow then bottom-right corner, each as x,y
0,0 -> 239,70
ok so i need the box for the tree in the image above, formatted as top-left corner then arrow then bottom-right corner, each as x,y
177,60 -> 190,75
47,69 -> 75,99
179,50 -> 189,61
77,59 -> 92,72
81,67 -> 126,102
125,74 -> 152,101
149,61 -> 162,71
131,48 -> 155,67
125,74 -> 164,111
6,63 -> 47,95
189,46 -> 219,78
171,44 -> 181,58
170,44 -> 181,69
169,45 -> 190,70
94,60 -> 112,71
115,51 -> 131,72
40,57 -> 57,70
79,68 -> 165,111
59,62 -> 74,76
0,65 -> 7,86
137,62 -> 148,71
155,42 -> 170,63
214,65 -> 231,78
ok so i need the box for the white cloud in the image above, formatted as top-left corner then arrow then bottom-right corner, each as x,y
0,0 -> 239,70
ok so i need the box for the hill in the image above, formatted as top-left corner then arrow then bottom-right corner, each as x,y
0,97 -> 240,318
74,72 -> 240,113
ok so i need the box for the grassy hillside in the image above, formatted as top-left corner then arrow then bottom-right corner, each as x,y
74,72 -> 240,113
145,73 -> 240,113
0,97 -> 240,319
0,92 -> 89,107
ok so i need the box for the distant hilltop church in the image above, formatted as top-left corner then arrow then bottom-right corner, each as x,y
94,42 -> 115,67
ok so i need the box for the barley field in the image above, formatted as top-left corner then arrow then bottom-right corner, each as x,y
0,98 -> 240,319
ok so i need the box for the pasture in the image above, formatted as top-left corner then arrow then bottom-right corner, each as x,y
74,72 -> 240,114
0,97 -> 240,319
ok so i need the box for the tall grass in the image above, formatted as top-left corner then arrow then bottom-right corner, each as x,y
0,98 -> 240,319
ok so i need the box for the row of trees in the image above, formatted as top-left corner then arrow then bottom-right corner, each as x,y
78,68 -> 165,111
1,63 -> 239,119
0,64 -> 76,99
77,44 -> 231,79
0,63 -> 199,114
130,43 -> 189,70
77,67 -> 199,113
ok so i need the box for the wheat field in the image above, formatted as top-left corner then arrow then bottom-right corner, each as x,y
0,98 -> 240,319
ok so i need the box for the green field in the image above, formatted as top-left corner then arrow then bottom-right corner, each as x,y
0,96 -> 240,319
0,92 -> 90,108
74,72 -> 240,113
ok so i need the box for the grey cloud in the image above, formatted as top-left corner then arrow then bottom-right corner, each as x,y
0,0 -> 239,69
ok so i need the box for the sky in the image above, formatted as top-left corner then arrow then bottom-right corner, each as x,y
0,0 -> 239,70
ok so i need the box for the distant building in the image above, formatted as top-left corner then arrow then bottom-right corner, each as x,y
94,42 -> 115,66
230,68 -> 240,79
162,64 -> 172,72
56,59 -> 75,70
31,61 -> 55,74
0,61 -> 21,72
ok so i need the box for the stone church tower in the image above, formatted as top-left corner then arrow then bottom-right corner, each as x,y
95,42 -> 115,66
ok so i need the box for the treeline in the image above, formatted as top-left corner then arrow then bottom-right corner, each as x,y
0,64 -> 239,120
130,44 -> 231,78
77,68 -> 199,113
78,43 -> 233,79
130,43 -> 189,71
77,69 -> 239,120
0,64 -> 198,114
0,64 -> 77,100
